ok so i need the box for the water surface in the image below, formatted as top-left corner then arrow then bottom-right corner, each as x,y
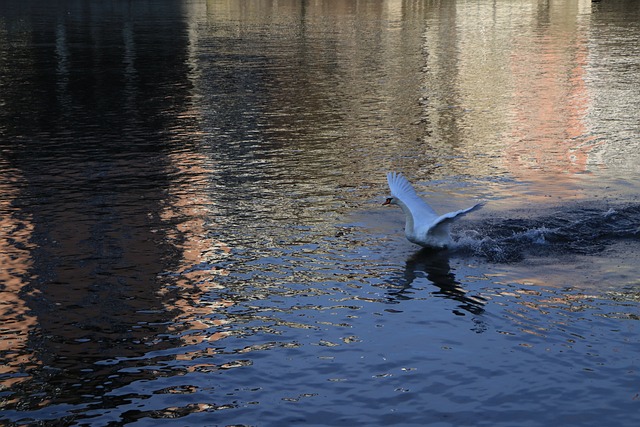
1,0 -> 639,426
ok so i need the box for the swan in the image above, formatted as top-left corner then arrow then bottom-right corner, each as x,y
383,172 -> 483,248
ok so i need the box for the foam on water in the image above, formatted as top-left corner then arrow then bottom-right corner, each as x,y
447,202 -> 640,263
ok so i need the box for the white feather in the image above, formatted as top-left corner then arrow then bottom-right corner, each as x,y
386,172 -> 483,248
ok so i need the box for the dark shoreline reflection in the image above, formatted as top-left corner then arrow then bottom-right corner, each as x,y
0,0 -> 205,415
387,248 -> 487,317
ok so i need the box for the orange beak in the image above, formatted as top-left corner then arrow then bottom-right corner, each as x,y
382,198 -> 392,206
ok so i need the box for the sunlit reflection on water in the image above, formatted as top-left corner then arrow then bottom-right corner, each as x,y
0,0 -> 639,425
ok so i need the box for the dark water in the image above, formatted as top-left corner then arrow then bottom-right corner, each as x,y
1,0 -> 639,426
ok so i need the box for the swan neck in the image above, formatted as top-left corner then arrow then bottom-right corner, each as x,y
396,200 -> 415,233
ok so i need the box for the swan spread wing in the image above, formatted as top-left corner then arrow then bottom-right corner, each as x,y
386,172 -> 437,221
386,172 -> 484,248
428,202 -> 485,236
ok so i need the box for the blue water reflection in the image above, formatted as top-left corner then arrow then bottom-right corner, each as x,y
1,0 -> 639,426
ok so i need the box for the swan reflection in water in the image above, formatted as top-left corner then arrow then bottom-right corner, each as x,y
386,248 -> 487,318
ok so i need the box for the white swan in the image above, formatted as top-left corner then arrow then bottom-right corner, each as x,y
383,172 -> 483,248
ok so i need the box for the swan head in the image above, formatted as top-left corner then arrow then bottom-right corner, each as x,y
382,197 -> 397,206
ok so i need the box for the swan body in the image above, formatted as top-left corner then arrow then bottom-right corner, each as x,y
383,172 -> 483,248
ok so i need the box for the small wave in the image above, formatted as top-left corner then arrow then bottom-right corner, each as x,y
451,202 -> 640,263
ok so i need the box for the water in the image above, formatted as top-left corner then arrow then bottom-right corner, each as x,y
1,0 -> 639,425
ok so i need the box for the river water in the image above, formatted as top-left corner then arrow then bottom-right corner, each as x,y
1,0 -> 639,426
